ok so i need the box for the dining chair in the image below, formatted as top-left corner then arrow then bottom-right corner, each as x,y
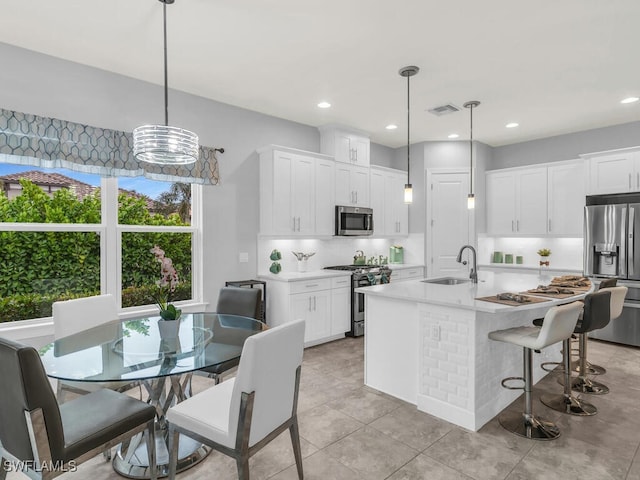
0,337 -> 157,480
200,287 -> 263,384
167,319 -> 305,480
52,294 -> 140,402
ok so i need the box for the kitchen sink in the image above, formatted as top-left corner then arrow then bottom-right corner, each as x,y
421,277 -> 470,285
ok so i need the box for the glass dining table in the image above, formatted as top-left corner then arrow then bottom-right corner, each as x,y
39,312 -> 266,479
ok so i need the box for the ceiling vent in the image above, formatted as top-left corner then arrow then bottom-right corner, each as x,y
427,104 -> 461,116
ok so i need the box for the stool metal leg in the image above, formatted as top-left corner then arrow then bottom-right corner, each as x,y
541,339 -> 597,416
498,347 -> 561,440
571,334 -> 609,395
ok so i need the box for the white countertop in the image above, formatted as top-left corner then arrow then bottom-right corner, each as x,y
355,270 -> 590,313
257,270 -> 351,282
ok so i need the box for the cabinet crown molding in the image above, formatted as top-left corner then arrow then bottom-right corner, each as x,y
256,144 -> 333,161
579,145 -> 640,159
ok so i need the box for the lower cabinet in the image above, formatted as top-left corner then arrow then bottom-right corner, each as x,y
262,275 -> 351,346
291,289 -> 331,344
391,266 -> 424,282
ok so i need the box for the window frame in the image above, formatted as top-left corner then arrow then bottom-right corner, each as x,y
0,175 -> 203,326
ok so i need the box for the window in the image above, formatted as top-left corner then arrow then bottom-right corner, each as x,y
0,165 -> 201,323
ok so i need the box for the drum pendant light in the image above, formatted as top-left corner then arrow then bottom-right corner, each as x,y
133,0 -> 199,165
399,66 -> 419,204
463,101 -> 480,209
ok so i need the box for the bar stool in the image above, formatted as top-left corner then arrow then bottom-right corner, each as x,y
540,292 -> 612,416
488,301 -> 583,440
571,277 -> 619,375
571,286 -> 627,395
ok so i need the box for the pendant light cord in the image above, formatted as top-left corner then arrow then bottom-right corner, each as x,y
469,104 -> 473,195
163,1 -> 169,127
406,74 -> 410,184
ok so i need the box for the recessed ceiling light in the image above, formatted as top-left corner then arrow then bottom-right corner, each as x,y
506,122 -> 519,128
317,101 -> 331,108
621,97 -> 639,104
386,124 -> 398,130
448,133 -> 459,139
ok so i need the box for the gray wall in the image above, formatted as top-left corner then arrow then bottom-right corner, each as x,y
491,121 -> 640,170
0,42 -> 395,309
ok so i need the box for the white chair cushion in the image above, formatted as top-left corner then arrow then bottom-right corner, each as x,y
489,326 -> 542,349
489,301 -> 583,350
166,378 -> 235,448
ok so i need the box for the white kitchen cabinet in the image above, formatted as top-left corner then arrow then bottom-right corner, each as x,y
547,161 -> 586,235
486,167 -> 547,234
291,289 -> 331,344
585,148 -> 640,195
319,125 -> 370,167
486,160 -> 586,236
330,276 -> 351,336
369,166 -> 408,236
258,145 -> 335,236
335,163 -> 369,207
262,274 -> 351,347
314,157 -> 336,235
391,266 -> 424,282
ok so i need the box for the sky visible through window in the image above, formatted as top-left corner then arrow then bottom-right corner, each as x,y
0,163 -> 172,200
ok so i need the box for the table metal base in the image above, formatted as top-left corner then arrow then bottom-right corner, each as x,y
113,428 -> 210,479
112,373 -> 210,479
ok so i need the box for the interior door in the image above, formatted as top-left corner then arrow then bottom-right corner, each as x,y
429,172 -> 471,277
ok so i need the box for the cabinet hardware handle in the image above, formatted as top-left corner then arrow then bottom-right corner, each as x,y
292,217 -> 296,231
355,191 -> 358,204
548,219 -> 551,232
313,296 -> 317,310
511,220 -> 514,232
630,173 -> 633,190
306,284 -> 319,288
637,172 -> 639,189
516,220 -> 519,232
297,217 -> 301,231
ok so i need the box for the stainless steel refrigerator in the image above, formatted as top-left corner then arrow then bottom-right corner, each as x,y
584,194 -> 640,346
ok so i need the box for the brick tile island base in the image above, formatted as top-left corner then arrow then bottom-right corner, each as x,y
357,271 -> 591,431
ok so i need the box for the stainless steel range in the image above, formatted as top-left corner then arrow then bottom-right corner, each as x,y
324,265 -> 392,337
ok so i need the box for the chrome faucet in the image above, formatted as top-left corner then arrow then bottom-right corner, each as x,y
456,245 -> 478,283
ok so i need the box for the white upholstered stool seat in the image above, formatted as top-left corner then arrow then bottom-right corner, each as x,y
488,301 -> 583,440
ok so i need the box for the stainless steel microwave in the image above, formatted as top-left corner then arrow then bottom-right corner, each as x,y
335,206 -> 374,236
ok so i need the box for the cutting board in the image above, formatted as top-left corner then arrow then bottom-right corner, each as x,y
476,294 -> 551,307
522,290 -> 579,299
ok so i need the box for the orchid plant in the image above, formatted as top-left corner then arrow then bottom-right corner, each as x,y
150,245 -> 181,321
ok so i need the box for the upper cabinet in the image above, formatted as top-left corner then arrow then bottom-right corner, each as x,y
370,166 -> 408,236
485,160 -> 585,236
584,148 -> 640,195
486,167 -> 547,234
258,145 -> 335,236
335,163 -> 370,207
547,161 -> 585,235
319,125 -> 370,167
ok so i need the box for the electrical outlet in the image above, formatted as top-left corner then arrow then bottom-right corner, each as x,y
431,325 -> 440,341
239,252 -> 249,263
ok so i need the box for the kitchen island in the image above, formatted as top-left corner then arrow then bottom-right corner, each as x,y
356,270 -> 590,432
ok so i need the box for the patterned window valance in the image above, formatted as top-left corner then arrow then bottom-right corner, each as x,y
0,108 -> 220,185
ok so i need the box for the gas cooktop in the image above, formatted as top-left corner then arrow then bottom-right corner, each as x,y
324,265 -> 391,271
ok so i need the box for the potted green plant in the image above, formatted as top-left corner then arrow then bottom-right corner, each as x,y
537,248 -> 551,268
150,246 -> 182,335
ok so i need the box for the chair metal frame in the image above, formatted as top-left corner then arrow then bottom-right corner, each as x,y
167,366 -> 303,480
